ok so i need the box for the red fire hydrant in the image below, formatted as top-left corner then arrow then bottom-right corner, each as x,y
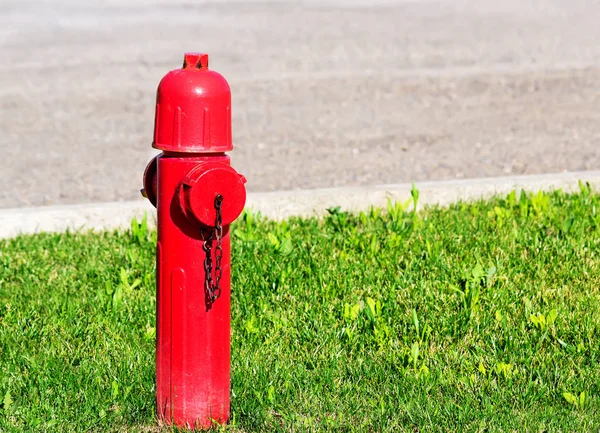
141,53 -> 246,429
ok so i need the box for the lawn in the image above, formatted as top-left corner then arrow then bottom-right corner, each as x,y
1,185 -> 599,432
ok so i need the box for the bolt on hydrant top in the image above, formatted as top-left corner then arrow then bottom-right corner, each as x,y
152,53 -> 232,153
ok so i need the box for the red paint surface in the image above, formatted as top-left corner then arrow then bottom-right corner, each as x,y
153,52 -> 232,153
143,54 -> 246,429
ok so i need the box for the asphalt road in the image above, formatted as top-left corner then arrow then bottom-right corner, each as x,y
2,0 -> 600,208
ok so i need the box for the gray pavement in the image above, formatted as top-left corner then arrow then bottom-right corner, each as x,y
2,0 -> 600,208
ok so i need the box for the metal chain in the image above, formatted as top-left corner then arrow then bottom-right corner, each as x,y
203,194 -> 224,303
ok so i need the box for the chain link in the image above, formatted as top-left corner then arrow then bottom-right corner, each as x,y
203,194 -> 224,303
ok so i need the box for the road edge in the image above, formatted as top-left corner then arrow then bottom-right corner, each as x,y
2,171 -> 599,239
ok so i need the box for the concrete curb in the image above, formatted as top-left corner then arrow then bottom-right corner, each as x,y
2,171 -> 600,239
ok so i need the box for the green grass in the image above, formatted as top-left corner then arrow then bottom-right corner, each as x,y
2,184 -> 600,432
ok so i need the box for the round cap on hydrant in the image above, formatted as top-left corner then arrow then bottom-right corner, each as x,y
180,162 -> 247,227
153,53 -> 232,153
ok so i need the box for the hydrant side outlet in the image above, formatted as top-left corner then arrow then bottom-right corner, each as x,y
142,53 -> 246,429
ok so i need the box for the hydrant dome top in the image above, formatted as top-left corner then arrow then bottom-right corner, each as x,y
152,52 -> 233,153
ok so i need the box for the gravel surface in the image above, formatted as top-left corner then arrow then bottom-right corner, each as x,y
2,0 -> 600,208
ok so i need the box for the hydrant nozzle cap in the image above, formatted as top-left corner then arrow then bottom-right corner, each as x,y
183,53 -> 208,70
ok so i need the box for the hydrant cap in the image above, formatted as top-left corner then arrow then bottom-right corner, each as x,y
153,53 -> 232,153
182,163 -> 247,227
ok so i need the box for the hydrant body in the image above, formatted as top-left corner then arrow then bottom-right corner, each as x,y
142,53 -> 246,429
